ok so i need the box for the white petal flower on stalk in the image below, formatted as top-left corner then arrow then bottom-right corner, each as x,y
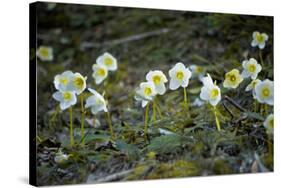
135,81 -> 157,108
67,72 -> 87,95
169,62 -> 192,90
146,70 -> 168,95
53,91 -> 77,110
245,79 -> 261,99
223,69 -> 244,89
199,74 -> 221,106
96,52 -> 117,71
190,64 -> 205,80
241,58 -> 262,80
263,114 -> 274,135
251,31 -> 269,49
37,46 -> 54,61
254,79 -> 274,105
85,88 -> 108,115
92,64 -> 108,85
54,71 -> 74,92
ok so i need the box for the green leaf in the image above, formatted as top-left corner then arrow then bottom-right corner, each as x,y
245,111 -> 265,121
84,134 -> 111,143
147,134 -> 183,154
115,140 -> 140,160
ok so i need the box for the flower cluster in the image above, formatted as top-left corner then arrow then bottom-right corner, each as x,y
92,52 -> 117,85
133,31 -> 273,133
51,52 -> 118,146
52,52 -> 118,113
135,62 -> 192,108
52,71 -> 87,110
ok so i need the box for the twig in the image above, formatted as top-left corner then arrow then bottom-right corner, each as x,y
232,113 -> 248,124
223,95 -> 246,112
80,28 -> 170,50
222,101 -> 234,118
93,169 -> 134,183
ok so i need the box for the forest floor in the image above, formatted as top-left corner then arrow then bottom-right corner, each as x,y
34,2 -> 273,186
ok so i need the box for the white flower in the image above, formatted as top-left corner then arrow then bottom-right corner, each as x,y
54,150 -> 69,164
146,70 -> 168,95
191,98 -> 205,107
135,81 -> 157,108
169,62 -> 192,90
199,74 -> 221,106
190,64 -> 205,80
96,52 -> 117,71
85,88 -> 108,115
53,91 -> 77,110
37,46 -> 53,61
263,114 -> 273,135
223,69 -> 244,89
254,79 -> 274,105
54,71 -> 74,92
67,73 -> 87,95
92,64 -> 108,85
251,31 -> 269,49
241,58 -> 262,80
245,79 -> 261,99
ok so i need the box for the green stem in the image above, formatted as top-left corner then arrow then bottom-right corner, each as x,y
213,106 -> 221,131
106,111 -> 114,139
259,49 -> 264,67
253,99 -> 257,112
264,104 -> 268,116
80,95 -> 85,145
144,103 -> 150,142
152,100 -> 157,127
155,103 -> 163,119
50,105 -> 60,123
69,107 -> 74,147
183,87 -> 187,103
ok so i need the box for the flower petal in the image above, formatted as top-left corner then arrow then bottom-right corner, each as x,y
155,83 -> 166,95
53,91 -> 62,102
85,96 -> 96,108
142,100 -> 148,108
199,86 -> 210,101
258,42 -> 266,49
169,78 -> 180,90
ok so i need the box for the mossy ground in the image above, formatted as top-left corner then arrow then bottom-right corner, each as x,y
35,2 -> 273,186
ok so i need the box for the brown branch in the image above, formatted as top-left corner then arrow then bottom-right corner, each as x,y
80,28 -> 170,50
223,95 -> 246,112
90,169 -> 134,183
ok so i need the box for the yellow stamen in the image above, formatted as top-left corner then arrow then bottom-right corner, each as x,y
104,57 -> 113,66
152,75 -> 161,85
74,77 -> 84,89
176,71 -> 184,80
63,92 -> 72,101
210,88 -> 219,99
59,78 -> 68,86
97,68 -> 106,77
248,64 -> 256,73
230,75 -> 236,82
196,66 -> 203,73
256,33 -> 264,42
144,87 -> 152,96
40,48 -> 49,57
262,87 -> 270,97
